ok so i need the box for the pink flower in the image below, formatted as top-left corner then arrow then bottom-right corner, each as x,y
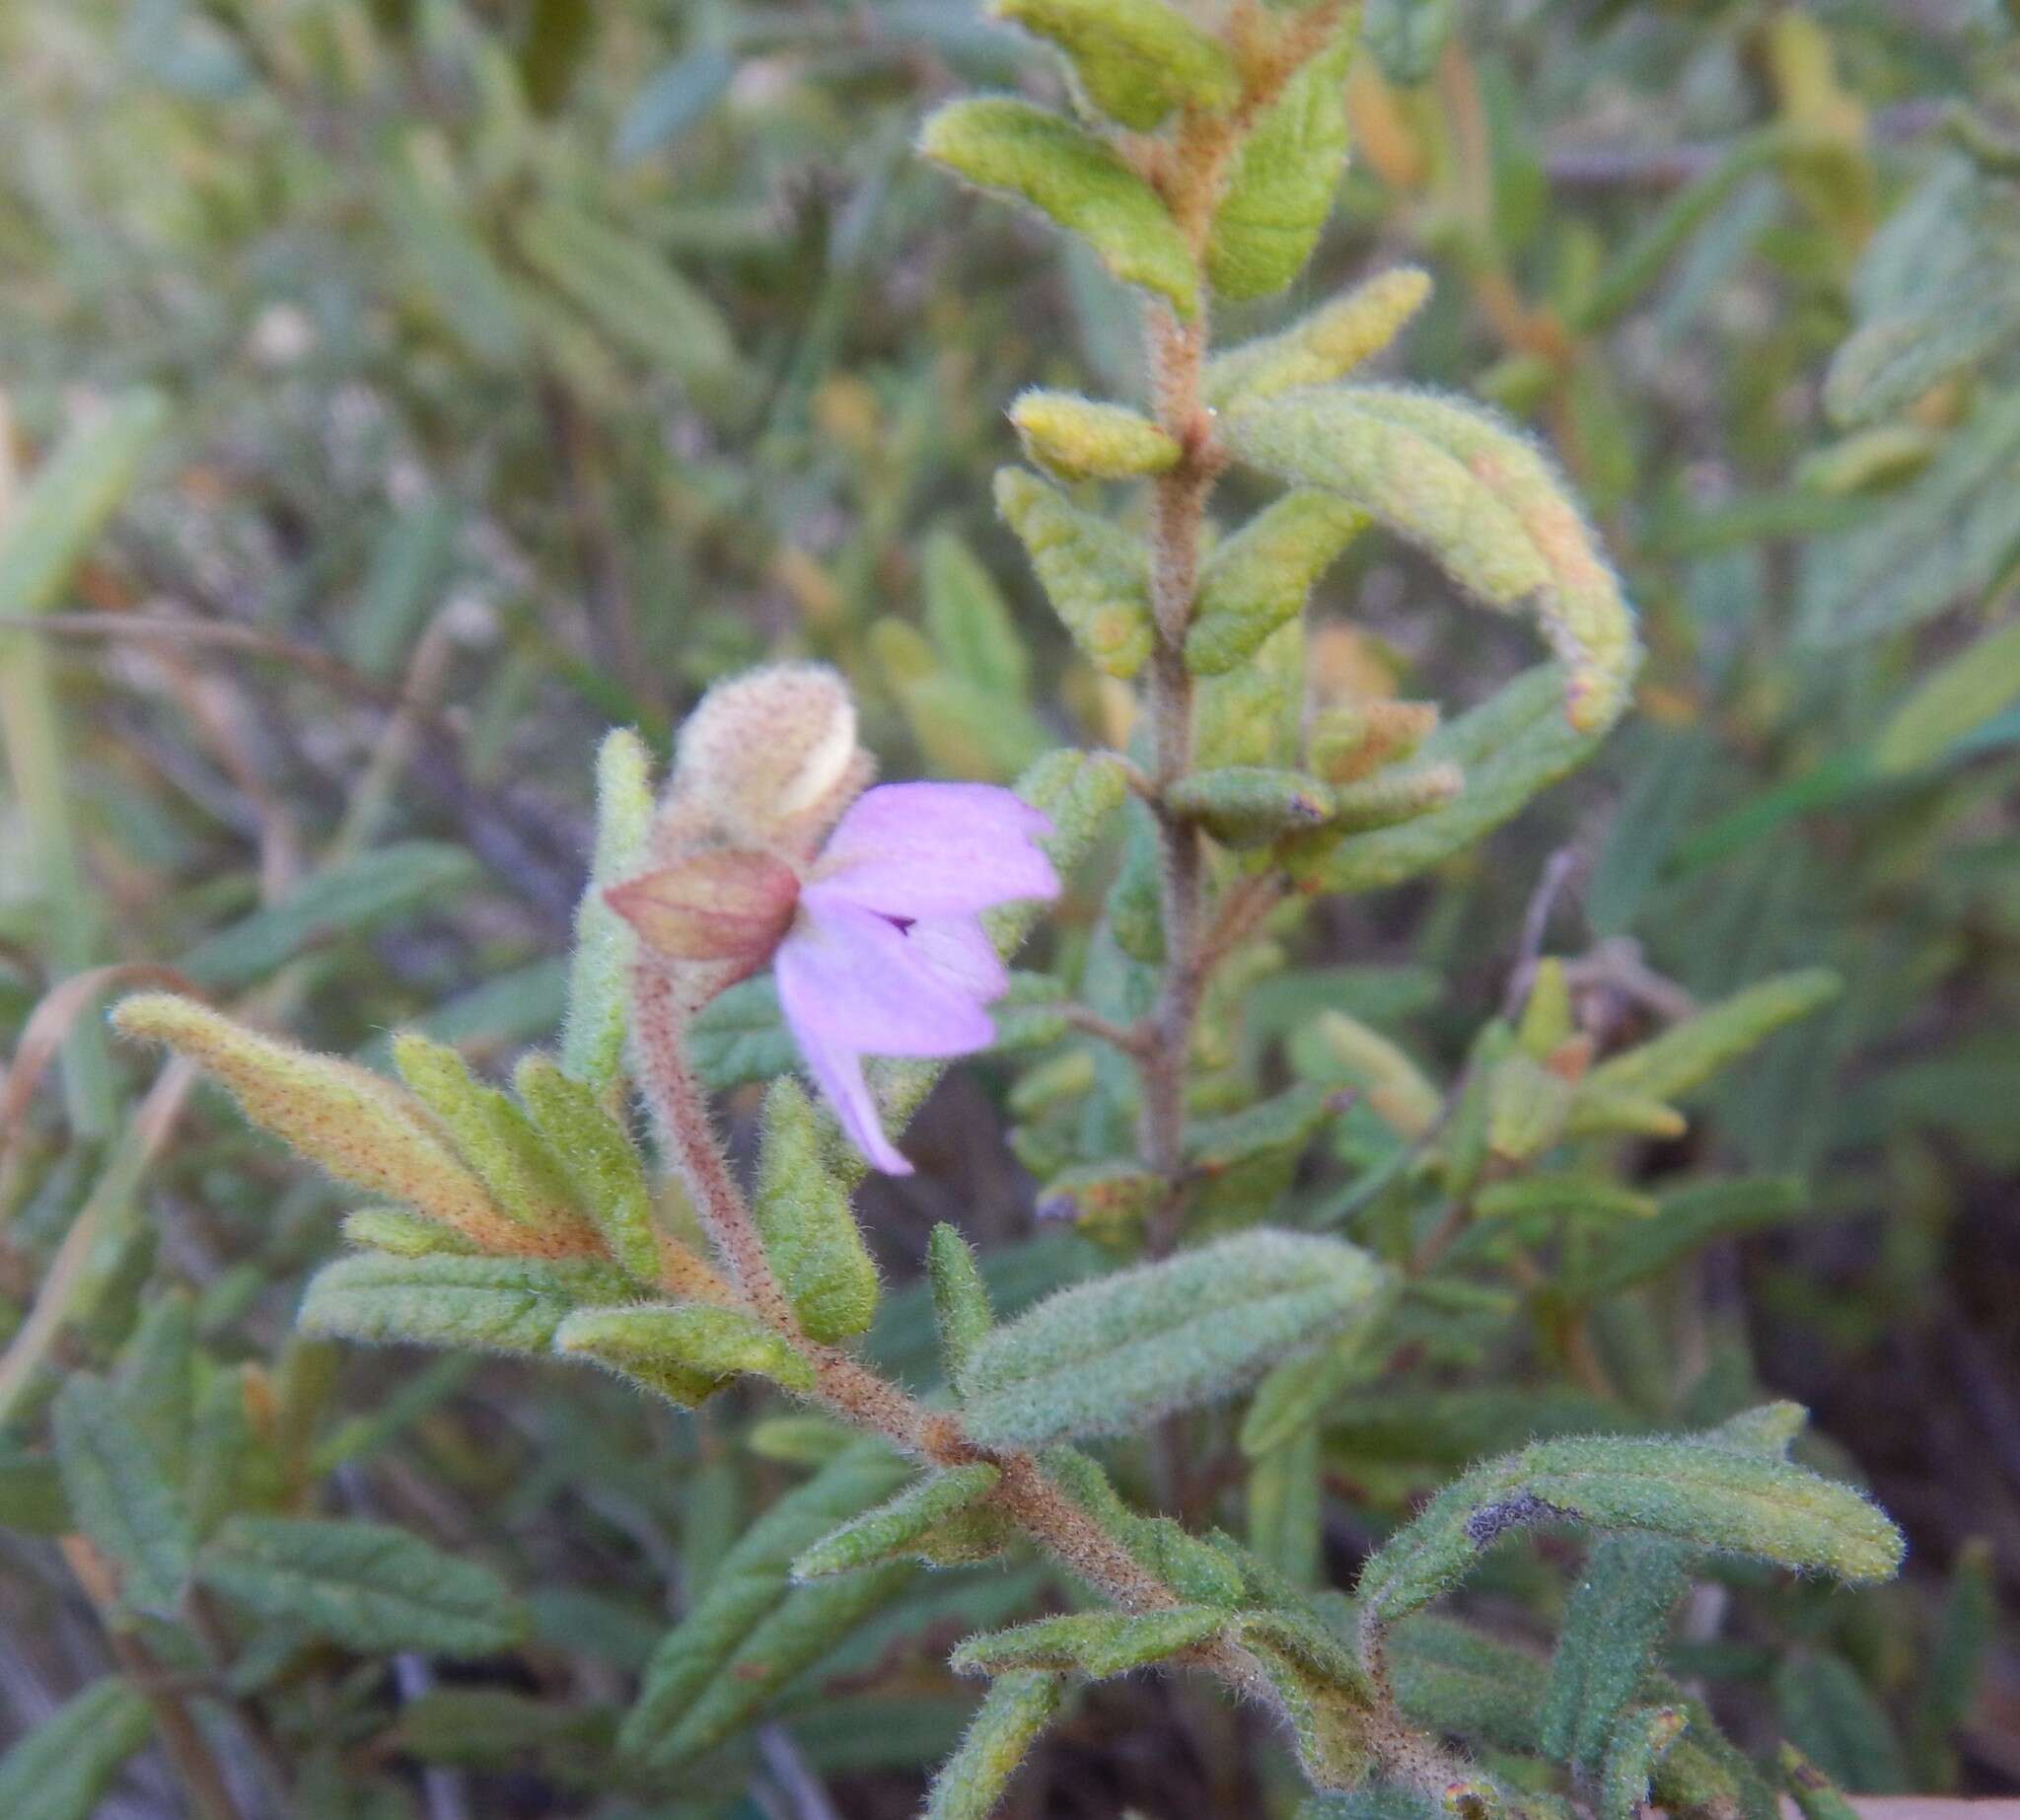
775,782 -> 1058,1175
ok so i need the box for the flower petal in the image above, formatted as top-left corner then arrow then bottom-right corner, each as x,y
811,782 -> 1059,918
905,915 -> 1010,1004
776,897 -> 995,1058
787,1015 -> 913,1177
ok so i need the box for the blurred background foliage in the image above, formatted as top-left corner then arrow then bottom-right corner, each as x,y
1,0 -> 2017,1814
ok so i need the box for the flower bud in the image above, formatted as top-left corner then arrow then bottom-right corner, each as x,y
606,848 -> 801,970
671,664 -> 864,833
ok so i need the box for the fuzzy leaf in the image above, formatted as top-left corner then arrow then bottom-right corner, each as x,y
1011,390 -> 1181,481
927,1223 -> 996,1380
1249,1425 -> 1324,1587
1602,1706 -> 1690,1820
341,1206 -> 483,1258
755,1079 -> 881,1342
0,1677 -> 155,1820
994,467 -> 1153,678
1225,387 -> 1640,733
1207,30 -> 1352,300
792,1463 -> 1002,1577
1169,765 -> 1335,846
921,1670 -> 1065,1820
621,1442 -> 914,1765
1205,269 -> 1433,409
1187,493 -> 1368,675
561,728 -> 656,1089
394,1035 -> 587,1239
991,0 -> 1238,131
1781,1742 -> 1865,1820
198,1514 -> 527,1655
113,995 -> 536,1253
921,98 -> 1196,317
1354,1415 -> 1904,1632
50,1375 -> 193,1615
514,1055 -> 662,1283
1311,665 -> 1604,893
687,976 -> 797,1091
554,1303 -> 817,1404
1911,1537 -> 1996,1786
1568,1177 -> 1808,1302
1537,1535 -> 1690,1772
1576,970 -> 1840,1110
1387,1614 -> 1545,1752
952,1606 -> 1226,1678
957,1231 -> 1387,1448
299,1252 -> 638,1354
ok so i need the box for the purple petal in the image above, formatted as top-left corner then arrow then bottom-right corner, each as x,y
811,782 -> 1058,919
776,897 -> 995,1058
788,1014 -> 913,1176
905,915 -> 1010,1004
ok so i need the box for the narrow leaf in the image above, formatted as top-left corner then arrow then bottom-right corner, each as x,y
561,728 -> 656,1088
951,1606 -> 1225,1678
755,1078 -> 881,1342
957,1231 -> 1387,1448
994,467 -> 1152,678
0,1677 -> 154,1820
198,1514 -> 526,1656
792,1463 -> 1002,1578
921,1670 -> 1065,1820
299,1252 -> 638,1354
50,1375 -> 192,1614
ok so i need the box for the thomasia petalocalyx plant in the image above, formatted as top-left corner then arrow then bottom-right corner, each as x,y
108,3 -> 1905,1815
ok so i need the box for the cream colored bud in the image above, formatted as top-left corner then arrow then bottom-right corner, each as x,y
672,664 -> 862,829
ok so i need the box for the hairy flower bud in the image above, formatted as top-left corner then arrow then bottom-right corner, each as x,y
606,848 -> 802,971
667,664 -> 866,841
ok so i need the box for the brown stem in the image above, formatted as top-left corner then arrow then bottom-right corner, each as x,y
628,958 -> 800,1336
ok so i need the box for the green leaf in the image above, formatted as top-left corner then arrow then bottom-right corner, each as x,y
951,1606 -> 1226,1678
1354,1417 -> 1904,1633
1224,387 -> 1639,734
198,1514 -> 527,1655
791,1463 -> 1002,1578
921,1670 -> 1066,1820
1248,1425 -> 1324,1587
1205,269 -> 1433,411
1601,1706 -> 1690,1820
921,98 -> 1197,318
299,1252 -> 638,1354
561,727 -> 656,1090
177,841 -> 478,991
1168,765 -> 1334,846
1911,1537 -> 1996,1786
1781,1741 -> 1865,1820
1362,0 -> 1456,86
0,392 -> 167,618
922,527 -> 1032,699
1537,1535 -> 1690,1772
1186,492 -> 1367,675
341,1205 -> 483,1258
1825,271 -> 2020,428
114,1288 -> 197,1481
381,171 -> 527,364
1011,390 -> 1181,481
1774,1649 -> 1909,1793
513,1055 -> 660,1281
994,467 -> 1153,678
1207,29 -> 1352,300
755,1079 -> 881,1342
957,1231 -> 1388,1448
394,1035 -> 586,1238
1568,1177 -> 1808,1302
50,1374 -> 192,1614
1386,1614 -> 1544,1752
0,1677 -> 154,1820
514,202 -> 744,409
1873,612 -> 2020,773
927,1222 -> 996,1380
620,1442 -> 914,1766
553,1302 -> 816,1404
1310,665 -> 1604,893
1575,971 -> 1841,1110
991,0 -> 1237,131
687,975 -> 797,1091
